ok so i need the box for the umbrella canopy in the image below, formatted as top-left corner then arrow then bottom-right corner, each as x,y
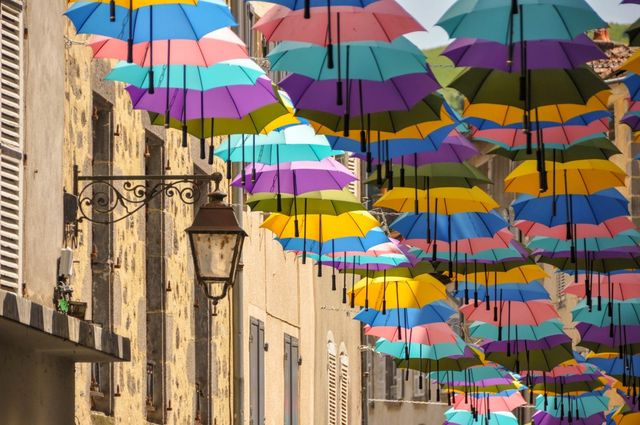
268,38 -> 427,81
348,274 -> 447,310
504,160 -> 626,195
482,334 -> 572,353
396,348 -> 485,372
365,322 -> 460,344
528,231 -> 640,254
577,323 -> 640,347
572,299 -> 640,327
487,343 -> 574,372
262,210 -> 379,240
254,0 -> 424,44
536,393 -> 610,419
488,137 -> 621,162
444,409 -> 518,425
469,319 -> 566,341
106,59 -> 265,90
453,281 -> 550,302
450,67 -> 608,109
515,216 -> 636,239
68,0 -> 197,7
276,227 -> 389,254
357,132 -> 478,162
407,231 -> 516,255
367,162 -> 491,189
453,390 -> 527,414
455,264 -> 548,284
375,186 -> 499,214
442,35 -> 606,72
565,275 -> 640,301
65,0 -> 236,42
88,27 -> 249,67
532,411 -> 606,425
247,190 -> 362,216
627,17 -> 640,47
461,300 -> 559,326
354,302 -> 456,327
233,157 -> 356,195
281,72 -> 440,116
436,0 -> 606,44
375,338 -> 468,360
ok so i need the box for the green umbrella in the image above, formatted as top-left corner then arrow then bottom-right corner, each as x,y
626,17 -> 640,47
346,263 -> 450,277
298,94 -> 446,134
488,137 -> 621,162
540,256 -> 640,273
531,379 -> 606,394
365,162 -> 491,189
396,355 -> 484,373
486,343 -> 574,372
578,340 -> 640,355
449,67 -> 608,109
246,189 -> 363,216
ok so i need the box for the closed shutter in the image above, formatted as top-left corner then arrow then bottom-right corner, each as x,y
284,334 -> 299,425
290,337 -> 299,425
346,155 -> 359,198
338,354 -> 349,425
327,341 -> 338,425
0,1 -> 23,293
555,271 -> 568,308
250,318 -> 265,425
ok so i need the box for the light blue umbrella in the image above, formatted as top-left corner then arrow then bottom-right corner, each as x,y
431,366 -> 513,383
354,302 -> 457,327
215,124 -> 342,165
105,59 -> 265,90
453,281 -> 550,302
444,409 -> 518,425
469,319 -> 566,341
375,338 -> 467,360
276,227 -> 389,254
572,298 -> 640,327
536,392 -> 609,418
268,38 -> 426,81
307,253 -> 409,268
528,230 -> 640,253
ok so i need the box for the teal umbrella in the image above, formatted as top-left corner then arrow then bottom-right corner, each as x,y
469,319 -> 566,341
436,0 -> 606,44
430,366 -> 511,383
528,231 -> 640,253
268,37 -> 427,82
307,253 -> 409,268
572,299 -> 640,327
444,409 -> 518,425
536,393 -> 609,418
375,337 -> 468,360
105,59 -> 265,90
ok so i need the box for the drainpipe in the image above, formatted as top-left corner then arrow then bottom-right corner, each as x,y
232,174 -> 245,425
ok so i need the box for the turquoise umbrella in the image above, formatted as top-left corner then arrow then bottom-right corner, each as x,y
469,319 -> 566,341
268,37 -> 427,82
410,245 -> 527,263
308,253 -> 409,268
528,230 -> 640,253
436,0 -> 606,44
375,338 -> 468,360
105,59 -> 265,90
444,409 -> 518,425
215,125 -> 342,168
430,366 -> 512,383
572,299 -> 640,327
536,392 -> 609,418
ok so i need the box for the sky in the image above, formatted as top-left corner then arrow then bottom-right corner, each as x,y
397,0 -> 640,49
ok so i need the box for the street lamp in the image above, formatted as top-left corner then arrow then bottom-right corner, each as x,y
186,172 -> 246,307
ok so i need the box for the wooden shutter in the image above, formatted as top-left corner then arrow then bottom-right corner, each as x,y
327,341 -> 338,425
290,337 -> 299,425
284,334 -> 299,425
338,354 -> 349,425
250,318 -> 265,425
0,0 -> 23,292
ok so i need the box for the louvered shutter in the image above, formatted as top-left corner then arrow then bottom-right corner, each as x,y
338,354 -> 349,425
0,0 -> 23,293
346,155 -> 359,198
327,342 -> 338,425
555,271 -> 568,308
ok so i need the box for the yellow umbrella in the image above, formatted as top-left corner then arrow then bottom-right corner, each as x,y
374,186 -> 499,214
614,411 -> 640,425
621,50 -> 640,74
309,116 -> 455,141
464,90 -> 610,127
261,211 -> 380,241
455,264 -> 548,285
348,274 -> 447,311
504,159 -> 626,196
68,0 -> 197,7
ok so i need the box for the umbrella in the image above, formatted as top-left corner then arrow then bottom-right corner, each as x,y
261,211 -> 379,240
280,72 -> 440,116
627,17 -> 640,47
268,37 -> 427,81
461,300 -> 559,326
366,162 -> 491,190
105,59 -> 265,90
622,50 -> 640,74
436,0 -> 606,44
276,227 -> 389,255
453,281 -> 550,302
515,216 -> 636,239
536,393 -> 610,419
375,338 -> 468,360
247,0 -> 381,19
354,302 -> 456,327
444,409 -> 518,425
374,186 -> 499,214
396,348 -> 485,373
354,132 -> 478,162
623,75 -> 640,101
504,160 -> 626,195
347,274 -> 447,311
450,67 -> 608,109
482,334 -> 572,353
247,190 -> 362,216
469,319 -> 566,341
577,323 -> 640,348
65,0 -> 235,62
453,390 -> 527,414
216,125 -> 340,167
565,274 -> 640,301
454,264 -> 547,284
255,1 -> 424,45
391,211 -> 509,242
572,299 -> 640,327
406,231 -> 516,255
488,137 -> 621,162
528,232 -> 640,254
441,35 -> 606,72
88,27 -> 249,67
365,322 -> 461,345
532,411 -> 606,425
486,343 -> 574,372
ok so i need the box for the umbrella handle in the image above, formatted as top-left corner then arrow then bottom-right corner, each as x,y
200,138 -> 206,160
109,0 -> 116,21
208,143 -> 214,165
304,0 -> 311,18
127,0 -> 134,63
336,81 -> 343,106
148,69 -> 155,95
360,130 -> 367,153
327,43 -> 334,69
331,273 -> 336,291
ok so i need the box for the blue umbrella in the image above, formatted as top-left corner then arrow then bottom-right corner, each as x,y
513,189 -> 629,227
469,319 -> 566,341
444,409 -> 518,425
375,338 -> 467,360
354,302 -> 457,327
65,0 -> 235,63
587,355 -> 640,378
464,110 -> 611,131
247,0 -> 381,19
624,73 -> 640,101
390,211 -> 508,242
453,281 -> 550,302
276,227 -> 389,254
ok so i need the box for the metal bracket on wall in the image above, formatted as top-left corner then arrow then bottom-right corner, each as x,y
67,164 -> 218,238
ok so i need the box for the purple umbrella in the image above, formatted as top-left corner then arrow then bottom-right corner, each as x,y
442,35 -> 606,72
577,322 -> 640,345
280,72 -> 440,118
532,411 -> 605,425
125,77 -> 280,121
529,373 -> 603,385
622,112 -> 640,131
481,334 -> 572,353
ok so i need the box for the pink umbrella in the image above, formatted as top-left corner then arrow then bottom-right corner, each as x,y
453,391 -> 526,414
364,322 -> 460,344
472,118 -> 608,149
565,276 -> 640,301
254,0 -> 424,45
88,28 -> 249,67
405,229 -> 515,254
514,216 -> 635,239
461,300 -> 559,325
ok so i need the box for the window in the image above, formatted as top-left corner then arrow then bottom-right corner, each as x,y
338,352 -> 349,425
145,133 -> 166,422
0,0 -> 23,293
327,337 -> 338,425
284,334 -> 300,425
384,357 -> 403,400
90,94 -> 115,415
249,317 -> 265,425
555,271 -> 568,308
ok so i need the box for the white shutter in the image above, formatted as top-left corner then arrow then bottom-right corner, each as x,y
346,155 -> 359,198
338,354 -> 349,425
0,1 -> 23,292
327,342 -> 338,425
555,271 -> 568,308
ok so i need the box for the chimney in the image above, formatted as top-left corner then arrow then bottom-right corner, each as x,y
593,28 -> 611,42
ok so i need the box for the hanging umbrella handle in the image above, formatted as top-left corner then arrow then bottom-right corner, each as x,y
304,0 -> 311,18
336,81 -> 343,106
109,0 -> 116,22
127,0 -> 134,63
200,139 -> 206,160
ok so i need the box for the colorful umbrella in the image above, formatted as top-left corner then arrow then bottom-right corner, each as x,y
348,274 -> 447,311
469,319 -> 566,341
247,190 -> 362,216
375,186 -> 499,214
354,302 -> 456,327
365,322 -> 461,345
